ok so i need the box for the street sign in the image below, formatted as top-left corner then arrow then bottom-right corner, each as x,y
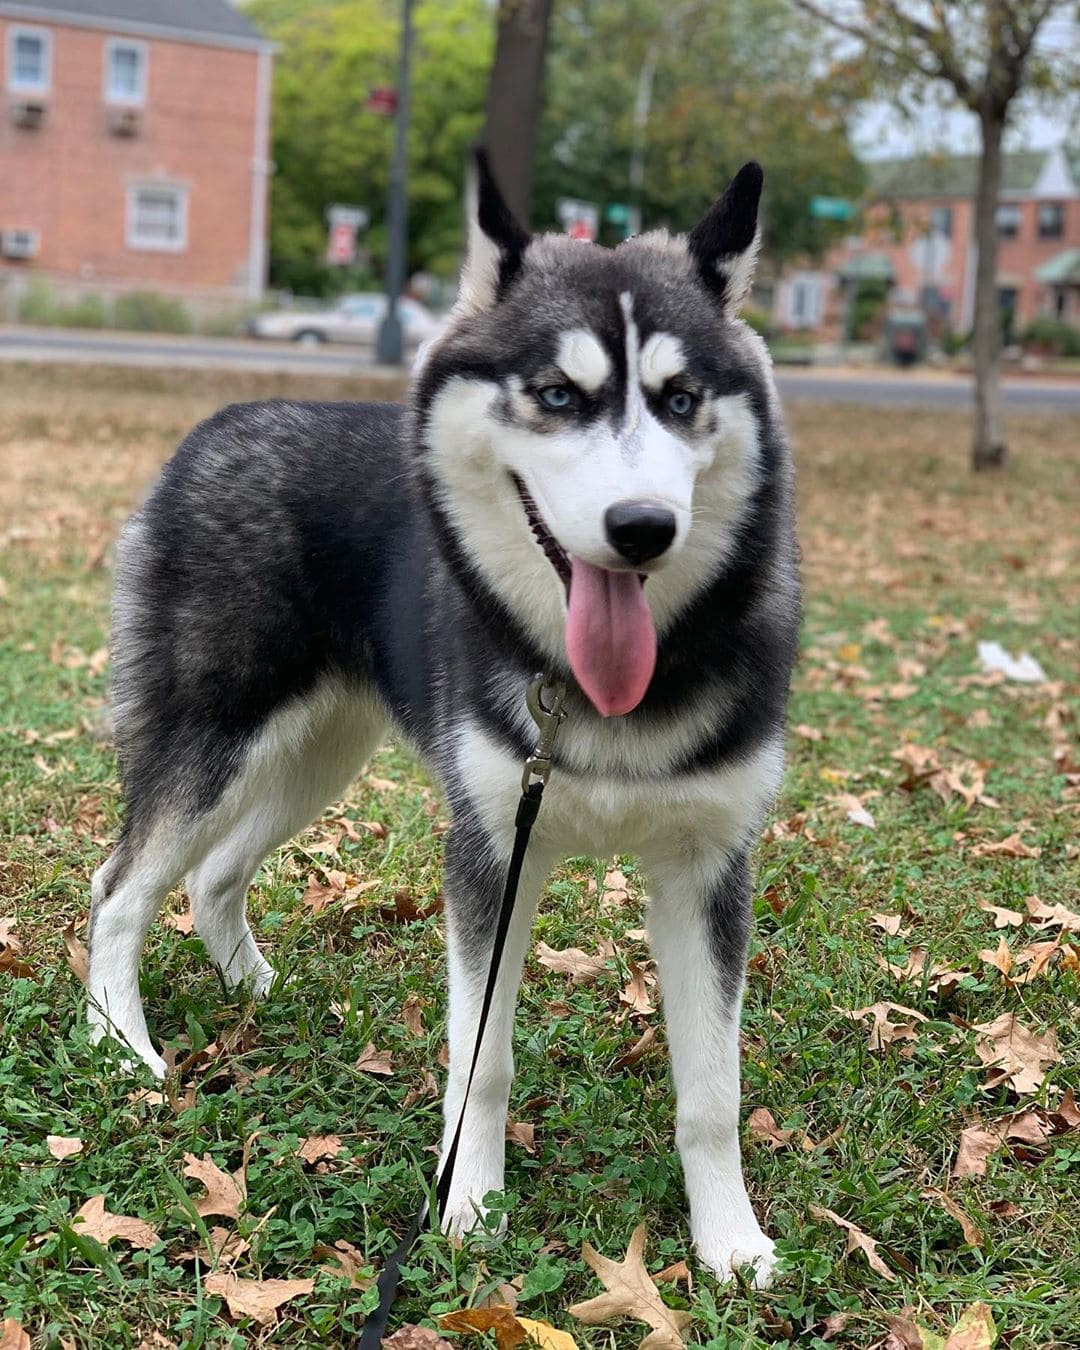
366,87 -> 397,115
605,202 -> 631,225
556,197 -> 599,242
810,196 -> 855,221
325,204 -> 369,265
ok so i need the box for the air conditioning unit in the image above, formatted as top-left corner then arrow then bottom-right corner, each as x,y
106,104 -> 142,137
10,99 -> 47,129
1,228 -> 40,260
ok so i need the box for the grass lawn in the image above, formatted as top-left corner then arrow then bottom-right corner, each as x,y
1,363 -> 1077,1350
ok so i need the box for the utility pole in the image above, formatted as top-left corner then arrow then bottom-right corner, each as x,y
376,0 -> 413,366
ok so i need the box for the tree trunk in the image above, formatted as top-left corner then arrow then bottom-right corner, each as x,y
482,0 -> 554,227
971,111 -> 1008,470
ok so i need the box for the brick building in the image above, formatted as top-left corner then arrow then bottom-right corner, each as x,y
774,146 -> 1080,341
0,0 -> 273,309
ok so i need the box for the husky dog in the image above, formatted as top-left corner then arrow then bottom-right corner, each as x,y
88,155 -> 799,1283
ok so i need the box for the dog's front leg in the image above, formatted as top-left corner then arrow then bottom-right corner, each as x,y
643,844 -> 776,1285
437,818 -> 552,1238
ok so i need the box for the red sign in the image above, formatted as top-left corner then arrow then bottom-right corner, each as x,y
326,221 -> 357,266
366,87 -> 398,116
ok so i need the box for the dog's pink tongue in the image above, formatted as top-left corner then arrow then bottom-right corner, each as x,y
565,558 -> 657,716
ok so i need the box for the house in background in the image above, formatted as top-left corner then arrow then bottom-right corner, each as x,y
774,146 -> 1080,342
0,0 -> 273,314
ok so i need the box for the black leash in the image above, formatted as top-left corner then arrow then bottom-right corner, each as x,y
358,676 -> 567,1349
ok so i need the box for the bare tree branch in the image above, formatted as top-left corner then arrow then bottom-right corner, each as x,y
792,0 -> 945,87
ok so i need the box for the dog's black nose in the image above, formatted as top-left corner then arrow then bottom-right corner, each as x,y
604,501 -> 677,566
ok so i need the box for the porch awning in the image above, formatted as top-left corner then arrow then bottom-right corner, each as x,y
1034,249 -> 1080,285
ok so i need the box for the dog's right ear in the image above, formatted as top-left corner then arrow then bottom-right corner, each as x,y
457,147 -> 531,314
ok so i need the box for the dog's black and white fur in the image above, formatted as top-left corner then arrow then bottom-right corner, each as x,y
88,156 -> 800,1283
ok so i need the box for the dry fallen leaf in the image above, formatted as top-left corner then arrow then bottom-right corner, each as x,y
0,1320 -> 30,1350
870,912 -> 905,936
922,1188 -> 983,1246
613,1024 -> 658,1070
315,1238 -> 371,1289
978,936 -> 1013,977
943,1302 -> 996,1350
296,1134 -> 343,1165
809,1205 -> 897,1282
974,1013 -> 1060,1095
793,723 -> 823,741
840,1001 -> 928,1051
355,1042 -> 394,1076
1024,895 -> 1080,932
969,833 -> 1040,859
182,1153 -> 246,1220
535,941 -> 608,985
439,1306 -> 527,1349
619,960 -> 656,1015
747,1107 -> 795,1151
63,920 -> 90,985
506,1119 -> 536,1153
977,900 -> 1024,929
47,1134 -> 84,1161
203,1272 -> 313,1325
831,792 -> 876,828
953,1125 -> 1004,1178
383,1327 -> 454,1350
72,1194 -> 160,1249
515,1320 -> 580,1350
569,1224 -> 692,1349
401,992 -> 427,1038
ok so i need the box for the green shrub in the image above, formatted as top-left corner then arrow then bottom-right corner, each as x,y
55,294 -> 107,328
113,290 -> 192,334
1021,316 -> 1080,357
941,328 -> 970,356
16,276 -> 56,324
740,305 -> 774,338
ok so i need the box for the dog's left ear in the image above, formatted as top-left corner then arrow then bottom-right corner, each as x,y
456,147 -> 531,314
686,161 -> 763,314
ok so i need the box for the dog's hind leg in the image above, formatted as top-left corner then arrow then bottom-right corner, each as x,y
88,814 -> 208,1079
642,843 -> 776,1286
437,813 -> 555,1238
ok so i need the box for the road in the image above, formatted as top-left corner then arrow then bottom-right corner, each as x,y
3,325 -> 1080,411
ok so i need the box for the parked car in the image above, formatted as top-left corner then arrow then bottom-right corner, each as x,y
247,293 -> 444,346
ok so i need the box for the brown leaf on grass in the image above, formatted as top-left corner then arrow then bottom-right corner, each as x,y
943,1302 -> 996,1350
831,793 -> 876,828
402,1069 -> 438,1108
401,992 -> 427,1038
892,742 -> 943,788
569,1224 -> 693,1348
384,1327 -> 454,1350
870,912 -> 904,936
1010,938 -> 1062,984
535,942 -> 607,985
619,960 -> 656,1015
819,1312 -> 850,1341
883,1315 -> 924,1350
989,1199 -> 1022,1219
978,936 -> 1013,977
929,764 -> 988,810
72,1194 -> 160,1249
0,944 -> 37,979
612,1024 -> 658,1070
176,1226 -> 250,1268
793,723 -> 823,741
974,1013 -> 1060,1094
840,1001 -> 928,1050
438,1306 -> 528,1349
977,900 -> 1024,929
747,1107 -> 795,1151
922,1188 -> 983,1246
651,1260 -> 690,1286
969,833 -> 1041,859
182,1153 -> 246,1220
47,1134 -> 84,1160
355,1042 -> 394,1076
380,888 -> 443,924
296,1134 -> 343,1165
203,1272 -> 314,1325
314,1238 -> 371,1289
1024,895 -> 1080,932
954,1125 -> 1003,1177
809,1205 -> 897,1282
301,869 -> 378,915
63,920 -> 89,985
601,867 -> 632,909
506,1119 -> 536,1153
1,1320 -> 30,1350
0,919 -> 22,951
163,909 -> 195,934
876,948 -> 973,994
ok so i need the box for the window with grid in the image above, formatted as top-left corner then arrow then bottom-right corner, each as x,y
1037,202 -> 1064,240
995,203 -> 1021,239
127,186 -> 186,251
106,40 -> 146,103
9,28 -> 50,91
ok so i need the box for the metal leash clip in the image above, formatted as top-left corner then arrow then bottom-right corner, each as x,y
522,675 -> 568,790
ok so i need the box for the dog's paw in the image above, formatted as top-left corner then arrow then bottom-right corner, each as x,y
87,1017 -> 168,1080
440,1188 -> 508,1241
697,1226 -> 777,1287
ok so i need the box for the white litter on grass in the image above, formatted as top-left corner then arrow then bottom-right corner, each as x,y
977,641 -> 1048,684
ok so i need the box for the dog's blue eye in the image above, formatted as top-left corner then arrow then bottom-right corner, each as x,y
538,385 -> 572,409
667,390 -> 696,417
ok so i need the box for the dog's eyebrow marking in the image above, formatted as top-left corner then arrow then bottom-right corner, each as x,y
639,332 -> 686,391
619,292 -> 642,435
556,329 -> 611,393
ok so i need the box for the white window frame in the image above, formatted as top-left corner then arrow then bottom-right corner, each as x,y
7,24 -> 52,94
104,37 -> 148,105
126,183 -> 188,253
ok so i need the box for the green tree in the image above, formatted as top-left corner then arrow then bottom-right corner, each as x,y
533,0 -> 863,267
248,0 -> 494,290
795,0 -> 1080,471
